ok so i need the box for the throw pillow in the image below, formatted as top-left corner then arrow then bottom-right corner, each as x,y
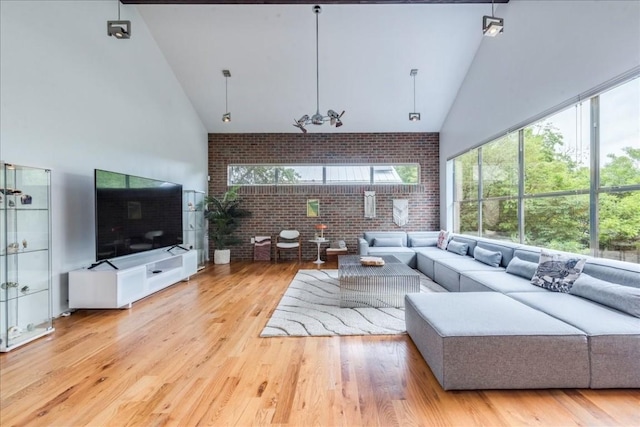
446,240 -> 468,256
409,237 -> 438,247
436,230 -> 450,250
531,250 -> 586,293
373,237 -> 403,247
473,246 -> 502,267
506,257 -> 538,280
570,273 -> 640,318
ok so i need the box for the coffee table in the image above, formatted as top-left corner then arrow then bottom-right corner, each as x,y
338,255 -> 420,308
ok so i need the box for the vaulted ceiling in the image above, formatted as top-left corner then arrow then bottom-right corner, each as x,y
126,0 -> 509,133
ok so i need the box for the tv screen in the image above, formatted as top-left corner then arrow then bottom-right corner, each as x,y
95,169 -> 183,261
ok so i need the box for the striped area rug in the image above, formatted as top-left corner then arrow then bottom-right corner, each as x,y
260,269 -> 445,337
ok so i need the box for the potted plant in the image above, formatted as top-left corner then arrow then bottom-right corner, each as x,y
203,186 -> 251,264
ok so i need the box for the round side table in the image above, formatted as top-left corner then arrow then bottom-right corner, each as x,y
309,238 -> 329,264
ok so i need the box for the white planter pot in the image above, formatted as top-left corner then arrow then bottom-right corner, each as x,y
214,249 -> 231,264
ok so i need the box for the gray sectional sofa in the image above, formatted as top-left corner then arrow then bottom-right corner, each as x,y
359,231 -> 640,390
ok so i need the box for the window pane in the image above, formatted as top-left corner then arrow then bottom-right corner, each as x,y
482,134 -> 518,198
524,195 -> 589,254
276,166 -> 322,184
228,166 -> 276,185
326,165 -> 370,184
375,165 -> 419,184
482,199 -> 518,242
453,149 -> 478,201
455,201 -> 478,235
599,78 -> 640,188
599,191 -> 640,264
524,104 -> 590,195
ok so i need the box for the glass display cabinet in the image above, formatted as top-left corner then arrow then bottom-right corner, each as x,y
183,190 -> 207,270
1,163 -> 53,352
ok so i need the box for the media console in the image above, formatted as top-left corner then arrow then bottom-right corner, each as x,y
69,248 -> 198,309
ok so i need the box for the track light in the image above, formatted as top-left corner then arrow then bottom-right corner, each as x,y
409,69 -> 420,122
107,1 -> 130,39
222,69 -> 231,123
483,0 -> 503,37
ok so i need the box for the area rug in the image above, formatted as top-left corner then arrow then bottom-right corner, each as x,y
260,269 -> 446,337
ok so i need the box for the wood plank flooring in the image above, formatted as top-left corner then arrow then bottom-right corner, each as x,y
1,261 -> 639,426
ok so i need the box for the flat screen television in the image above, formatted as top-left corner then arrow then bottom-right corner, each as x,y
95,169 -> 183,261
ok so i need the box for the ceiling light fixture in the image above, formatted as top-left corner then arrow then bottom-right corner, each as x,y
409,69 -> 420,122
107,1 -> 131,39
293,5 -> 344,134
222,69 -> 231,123
483,0 -> 504,37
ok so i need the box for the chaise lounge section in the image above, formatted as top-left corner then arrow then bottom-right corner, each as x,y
359,230 -> 640,389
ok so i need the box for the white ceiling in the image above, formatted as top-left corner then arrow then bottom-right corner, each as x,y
134,3 -> 494,133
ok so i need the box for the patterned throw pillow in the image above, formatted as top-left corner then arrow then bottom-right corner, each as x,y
436,230 -> 450,250
531,250 -> 586,293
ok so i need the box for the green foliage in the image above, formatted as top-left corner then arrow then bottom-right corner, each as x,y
394,165 -> 418,184
204,186 -> 251,250
456,123 -> 640,253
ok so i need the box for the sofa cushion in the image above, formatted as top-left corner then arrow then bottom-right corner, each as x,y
531,250 -> 586,293
506,256 -> 538,280
582,258 -> 640,289
512,248 -> 541,264
410,237 -> 438,247
363,231 -> 407,247
507,291 -> 640,388
460,271 -> 547,293
373,237 -> 403,247
474,246 -> 502,267
570,273 -> 640,318
436,230 -> 450,250
446,241 -> 468,256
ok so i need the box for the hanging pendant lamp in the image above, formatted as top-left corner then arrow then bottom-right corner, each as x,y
293,5 -> 344,133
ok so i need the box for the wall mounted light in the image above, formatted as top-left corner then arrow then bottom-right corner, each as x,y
222,69 -> 231,123
483,0 -> 503,37
409,69 -> 420,122
107,1 -> 130,39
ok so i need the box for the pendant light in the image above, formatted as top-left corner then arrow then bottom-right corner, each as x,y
409,69 -> 420,122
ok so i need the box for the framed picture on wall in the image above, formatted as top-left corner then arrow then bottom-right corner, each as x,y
307,199 -> 319,217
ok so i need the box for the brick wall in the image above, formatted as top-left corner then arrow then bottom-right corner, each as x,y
208,133 -> 439,261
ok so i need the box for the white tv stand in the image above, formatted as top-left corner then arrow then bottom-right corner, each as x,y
69,248 -> 198,309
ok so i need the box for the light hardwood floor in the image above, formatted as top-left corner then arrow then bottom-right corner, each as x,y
1,261 -> 639,426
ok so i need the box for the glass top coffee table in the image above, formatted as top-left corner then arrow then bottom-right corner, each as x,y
338,255 -> 420,308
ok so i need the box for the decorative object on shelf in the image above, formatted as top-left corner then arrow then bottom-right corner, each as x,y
107,0 -> 131,39
292,5 -> 344,133
393,199 -> 409,227
360,256 -> 385,266
307,199 -> 319,217
315,223 -> 327,240
7,326 -> 21,339
26,324 -> 35,332
187,202 -> 195,211
20,194 -> 32,205
409,69 -> 420,122
204,186 -> 251,264
483,0 -> 504,37
22,239 -> 27,250
1,282 -> 18,290
222,69 -> 231,123
7,243 -> 19,254
364,191 -> 376,218
8,199 -> 15,208
20,286 -> 29,294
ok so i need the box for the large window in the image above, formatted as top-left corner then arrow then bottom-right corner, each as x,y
228,164 -> 419,186
451,76 -> 640,263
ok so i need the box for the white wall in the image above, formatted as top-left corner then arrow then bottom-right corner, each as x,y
0,1 -> 208,315
439,0 -> 640,227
